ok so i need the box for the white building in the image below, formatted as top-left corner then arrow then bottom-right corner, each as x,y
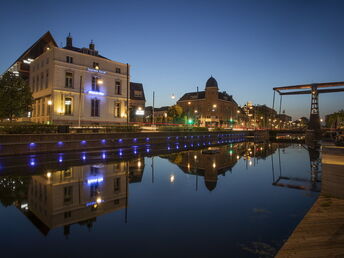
30,34 -> 130,125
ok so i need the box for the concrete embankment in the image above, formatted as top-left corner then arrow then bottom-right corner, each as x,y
0,131 -> 248,156
276,145 -> 344,257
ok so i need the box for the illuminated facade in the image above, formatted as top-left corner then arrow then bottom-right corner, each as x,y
29,34 -> 130,125
177,76 -> 239,127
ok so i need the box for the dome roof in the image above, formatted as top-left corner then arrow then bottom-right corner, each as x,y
205,180 -> 217,191
205,76 -> 218,88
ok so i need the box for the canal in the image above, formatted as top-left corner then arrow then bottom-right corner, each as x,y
0,141 -> 320,257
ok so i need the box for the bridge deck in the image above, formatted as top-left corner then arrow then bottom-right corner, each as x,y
276,145 -> 344,258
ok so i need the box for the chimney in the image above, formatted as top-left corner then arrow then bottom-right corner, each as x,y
66,33 -> 72,48
89,40 -> 95,50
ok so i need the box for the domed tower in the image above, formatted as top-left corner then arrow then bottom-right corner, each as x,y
205,76 -> 219,102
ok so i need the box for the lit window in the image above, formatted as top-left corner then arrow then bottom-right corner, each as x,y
114,102 -> 121,117
64,97 -> 72,115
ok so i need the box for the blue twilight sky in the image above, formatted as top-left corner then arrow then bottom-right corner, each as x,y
0,0 -> 343,119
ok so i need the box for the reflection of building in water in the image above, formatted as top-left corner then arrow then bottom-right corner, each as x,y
165,144 -> 246,191
22,157 -> 144,235
164,142 -> 284,191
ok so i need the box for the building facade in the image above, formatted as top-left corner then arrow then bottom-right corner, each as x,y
29,34 -> 131,125
177,76 -> 239,127
129,82 -> 146,123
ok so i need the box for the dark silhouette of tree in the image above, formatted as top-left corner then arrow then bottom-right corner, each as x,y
0,72 -> 33,121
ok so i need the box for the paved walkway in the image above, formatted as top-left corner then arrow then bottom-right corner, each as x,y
276,145 -> 344,257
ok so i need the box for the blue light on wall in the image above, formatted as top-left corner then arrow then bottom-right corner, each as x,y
81,140 -> 86,144
119,149 -> 123,156
87,177 -> 104,184
133,138 -> 137,142
101,139 -> 106,144
146,148 -> 150,153
82,153 -> 86,160
146,137 -> 150,141
88,90 -> 104,96
29,142 -> 35,148
102,153 -> 106,159
57,141 -> 63,146
118,139 -> 123,143
58,156 -> 63,163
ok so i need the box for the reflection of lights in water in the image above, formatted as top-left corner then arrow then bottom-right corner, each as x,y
170,175 -> 175,183
137,161 -> 141,168
47,172 -> 52,178
212,162 -> 216,168
249,160 -> 253,166
29,159 -> 36,166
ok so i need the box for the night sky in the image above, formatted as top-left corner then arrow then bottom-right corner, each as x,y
1,0 -> 343,119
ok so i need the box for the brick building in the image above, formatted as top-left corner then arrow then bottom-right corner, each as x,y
177,76 -> 239,127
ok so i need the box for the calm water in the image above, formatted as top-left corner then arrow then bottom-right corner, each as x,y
0,142 -> 320,258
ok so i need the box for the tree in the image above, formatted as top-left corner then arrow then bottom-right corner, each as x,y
0,72 -> 33,121
167,105 -> 183,124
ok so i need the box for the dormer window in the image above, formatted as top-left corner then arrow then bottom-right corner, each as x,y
66,56 -> 73,63
93,62 -> 99,69
115,68 -> 121,74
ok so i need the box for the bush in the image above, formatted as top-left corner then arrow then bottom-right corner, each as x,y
0,123 -> 57,134
158,126 -> 208,132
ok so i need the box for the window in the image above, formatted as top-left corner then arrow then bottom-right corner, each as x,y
64,97 -> 72,115
115,67 -> 121,73
63,169 -> 72,178
115,80 -> 121,95
91,99 -> 100,117
64,211 -> 71,219
134,90 -> 142,97
46,58 -> 49,64
114,177 -> 121,192
37,99 -> 40,116
114,102 -> 121,118
32,77 -> 35,92
42,98 -> 45,116
114,199 -> 120,206
90,184 -> 99,197
65,72 -> 73,88
40,72 -> 44,90
36,75 -> 39,91
93,62 -> 99,69
66,56 -> 73,63
91,76 -> 100,91
45,70 -> 49,88
63,186 -> 73,204
90,166 -> 99,175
